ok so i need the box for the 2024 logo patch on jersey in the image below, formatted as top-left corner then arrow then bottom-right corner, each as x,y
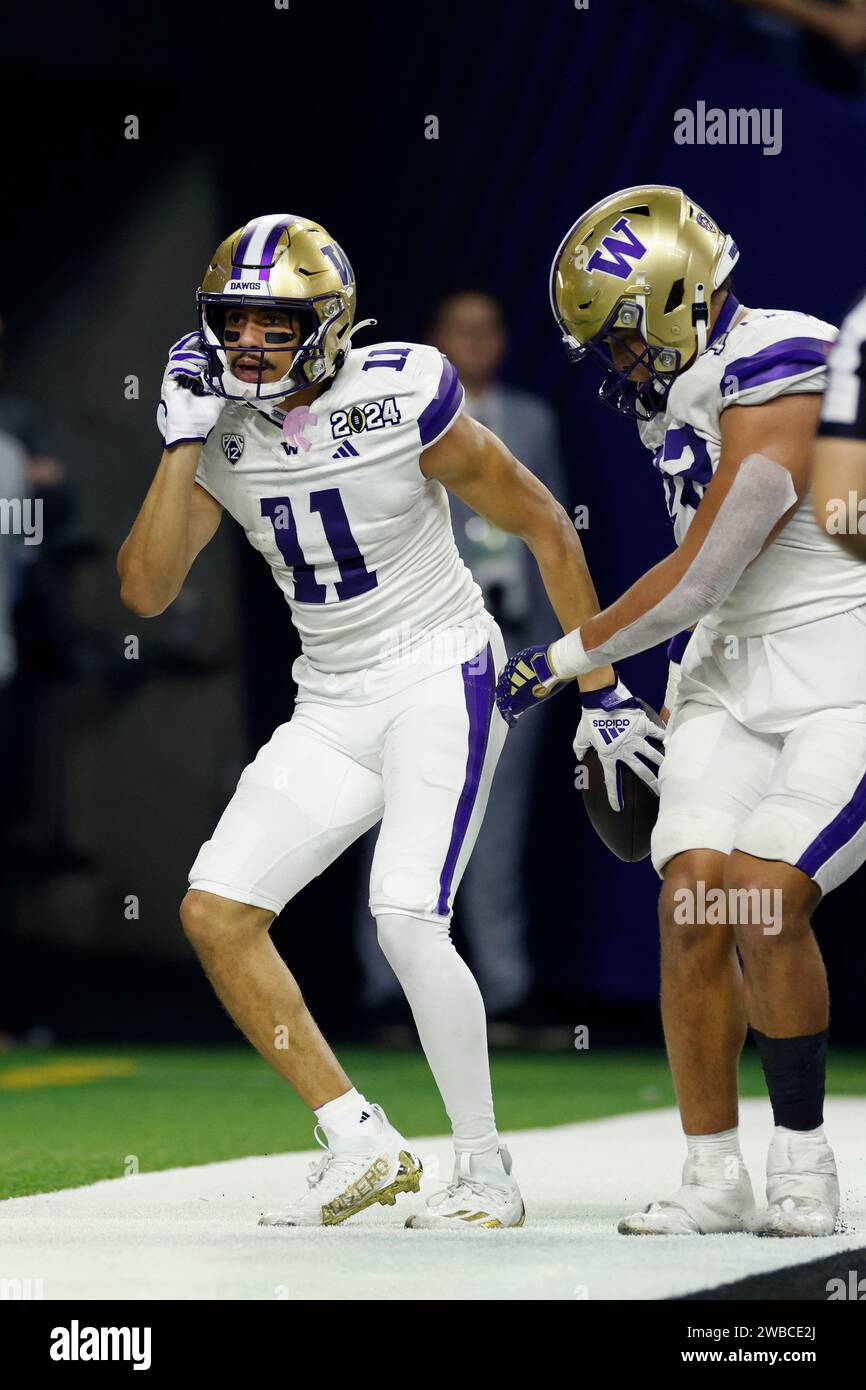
330,397 -> 401,440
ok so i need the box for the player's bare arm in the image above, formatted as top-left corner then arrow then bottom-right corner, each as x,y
118,448 -> 222,617
812,290 -> 866,560
118,330 -> 230,616
547,391 -> 821,677
425,412 -> 665,807
420,411 -> 615,692
812,437 -> 866,560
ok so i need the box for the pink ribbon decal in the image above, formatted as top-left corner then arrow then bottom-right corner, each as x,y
281,406 -> 318,453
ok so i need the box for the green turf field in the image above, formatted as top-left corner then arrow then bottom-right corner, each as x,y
1,1045 -> 864,1199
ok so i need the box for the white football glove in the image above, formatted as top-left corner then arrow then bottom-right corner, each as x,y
157,332 -> 225,449
573,678 -> 665,812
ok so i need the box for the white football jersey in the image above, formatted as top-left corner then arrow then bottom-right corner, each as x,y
638,298 -> 866,635
196,341 -> 488,698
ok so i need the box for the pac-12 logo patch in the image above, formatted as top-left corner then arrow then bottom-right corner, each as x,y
222,432 -> 245,464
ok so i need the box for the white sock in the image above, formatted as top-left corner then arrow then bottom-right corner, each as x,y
314,1087 -> 376,1140
376,913 -> 498,1155
686,1127 -> 742,1158
775,1123 -> 826,1142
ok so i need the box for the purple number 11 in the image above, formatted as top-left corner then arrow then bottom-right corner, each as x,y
260,489 -> 378,603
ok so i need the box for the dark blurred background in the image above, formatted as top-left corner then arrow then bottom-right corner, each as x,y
1,0 -> 865,1046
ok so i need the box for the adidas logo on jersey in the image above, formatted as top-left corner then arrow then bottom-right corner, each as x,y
332,441 -> 359,460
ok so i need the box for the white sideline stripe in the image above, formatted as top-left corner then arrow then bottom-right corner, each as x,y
0,1098 -> 863,1301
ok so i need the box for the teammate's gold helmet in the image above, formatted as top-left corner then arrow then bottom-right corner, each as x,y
196,214 -> 361,402
550,186 -> 739,420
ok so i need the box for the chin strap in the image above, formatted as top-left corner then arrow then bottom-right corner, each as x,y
692,281 -> 710,356
243,396 -> 290,428
345,317 -> 377,346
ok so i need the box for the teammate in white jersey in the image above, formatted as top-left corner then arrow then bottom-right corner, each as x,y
499,186 -> 866,1236
118,213 -> 658,1229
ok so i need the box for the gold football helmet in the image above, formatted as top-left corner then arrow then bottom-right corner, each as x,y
550,186 -> 739,419
196,214 -> 361,401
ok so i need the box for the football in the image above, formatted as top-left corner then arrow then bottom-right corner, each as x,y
579,702 -> 666,862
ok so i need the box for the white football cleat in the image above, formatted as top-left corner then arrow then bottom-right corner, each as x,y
752,1128 -> 840,1237
405,1144 -> 525,1229
618,1148 -> 755,1235
259,1103 -> 422,1227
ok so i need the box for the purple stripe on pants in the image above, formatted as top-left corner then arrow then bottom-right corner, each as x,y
436,644 -> 495,915
795,765 -> 866,880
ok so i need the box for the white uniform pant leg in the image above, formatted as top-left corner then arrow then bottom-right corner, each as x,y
369,631 -> 508,922
352,828 -> 399,1008
455,707 -> 539,1012
651,699 -> 780,878
736,710 -> 866,895
370,631 -> 509,1154
188,708 -> 384,913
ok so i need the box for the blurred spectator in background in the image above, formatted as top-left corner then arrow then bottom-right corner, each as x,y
0,432 -> 24,694
354,291 -> 568,1024
692,0 -> 866,92
0,311 -> 90,886
0,393 -> 25,1041
733,0 -> 866,55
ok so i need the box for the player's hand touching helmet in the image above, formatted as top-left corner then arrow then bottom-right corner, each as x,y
157,332 -> 226,449
573,679 -> 665,811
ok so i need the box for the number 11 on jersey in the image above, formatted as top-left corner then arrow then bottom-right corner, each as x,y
260,490 -> 378,603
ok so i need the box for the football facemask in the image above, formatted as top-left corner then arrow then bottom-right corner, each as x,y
564,299 -> 682,423
198,294 -> 342,402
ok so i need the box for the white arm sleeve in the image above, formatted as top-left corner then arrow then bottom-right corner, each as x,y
663,660 -> 683,714
550,453 -> 798,677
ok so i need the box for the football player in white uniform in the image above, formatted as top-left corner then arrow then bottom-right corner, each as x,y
499,187 -> 866,1237
813,287 -> 866,560
118,213 -> 661,1229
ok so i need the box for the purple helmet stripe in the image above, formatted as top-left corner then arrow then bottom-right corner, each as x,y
418,357 -> 463,447
231,221 -> 258,274
796,765 -> 866,881
258,217 -> 292,280
726,337 -> 834,392
436,644 -> 495,916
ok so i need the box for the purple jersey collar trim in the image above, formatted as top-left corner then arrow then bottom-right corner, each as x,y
709,293 -> 741,347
